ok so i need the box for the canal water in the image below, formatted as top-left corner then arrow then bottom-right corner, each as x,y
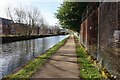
0,35 -> 69,79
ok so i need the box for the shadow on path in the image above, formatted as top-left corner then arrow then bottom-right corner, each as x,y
32,35 -> 80,78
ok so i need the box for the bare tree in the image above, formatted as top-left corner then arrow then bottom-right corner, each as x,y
6,7 -> 14,22
6,5 -> 49,36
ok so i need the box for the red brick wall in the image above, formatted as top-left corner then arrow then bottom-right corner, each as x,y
99,2 -> 120,77
2,24 -> 11,35
80,2 -> 120,78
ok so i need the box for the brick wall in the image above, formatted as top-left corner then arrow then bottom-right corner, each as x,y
80,2 -> 120,78
99,2 -> 120,78
2,24 -> 11,35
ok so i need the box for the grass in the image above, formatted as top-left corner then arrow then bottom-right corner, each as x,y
4,37 -> 68,80
75,37 -> 102,79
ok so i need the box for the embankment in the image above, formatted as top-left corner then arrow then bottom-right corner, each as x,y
1,34 -> 67,44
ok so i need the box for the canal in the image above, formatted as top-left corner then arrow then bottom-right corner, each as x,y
0,35 -> 69,78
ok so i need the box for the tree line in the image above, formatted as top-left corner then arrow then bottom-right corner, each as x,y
6,5 -> 48,29
5,5 -> 61,36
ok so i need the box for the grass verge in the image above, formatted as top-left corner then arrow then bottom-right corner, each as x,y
74,37 -> 102,79
4,37 -> 68,80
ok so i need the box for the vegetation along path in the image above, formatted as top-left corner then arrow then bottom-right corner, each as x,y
32,35 -> 80,78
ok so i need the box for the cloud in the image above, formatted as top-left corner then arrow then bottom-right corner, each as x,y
41,10 -> 58,25
0,0 -> 8,18
5,0 -> 63,3
0,0 -> 24,18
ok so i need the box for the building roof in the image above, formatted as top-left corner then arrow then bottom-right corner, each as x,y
0,17 -> 13,21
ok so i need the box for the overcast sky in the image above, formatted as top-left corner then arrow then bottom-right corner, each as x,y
0,0 -> 63,25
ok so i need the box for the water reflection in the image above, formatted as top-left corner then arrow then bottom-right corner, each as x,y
0,35 -> 69,79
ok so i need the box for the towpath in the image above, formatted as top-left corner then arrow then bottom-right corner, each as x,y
32,35 -> 79,79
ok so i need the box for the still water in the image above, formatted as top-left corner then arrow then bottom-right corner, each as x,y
0,35 -> 69,78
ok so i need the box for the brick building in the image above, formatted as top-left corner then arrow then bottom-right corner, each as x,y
0,17 -> 13,35
11,23 -> 30,36
0,17 -> 60,36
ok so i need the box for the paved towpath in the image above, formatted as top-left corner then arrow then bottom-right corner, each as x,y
32,35 -> 79,78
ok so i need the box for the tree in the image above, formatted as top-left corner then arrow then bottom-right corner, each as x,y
6,7 -> 15,22
6,5 -> 47,35
55,1 -> 88,32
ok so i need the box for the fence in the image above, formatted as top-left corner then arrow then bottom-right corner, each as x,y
80,2 -> 120,78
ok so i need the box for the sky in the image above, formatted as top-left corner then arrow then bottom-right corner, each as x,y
0,0 -> 63,25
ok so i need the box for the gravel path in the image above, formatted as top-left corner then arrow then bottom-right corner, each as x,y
32,35 -> 79,78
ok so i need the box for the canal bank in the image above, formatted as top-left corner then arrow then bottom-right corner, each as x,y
1,35 -> 69,79
3,36 -> 69,79
2,35 -> 103,79
1,34 -> 68,44
31,35 -> 79,78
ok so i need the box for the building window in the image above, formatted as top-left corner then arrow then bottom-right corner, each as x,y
0,29 -> 2,33
114,30 -> 120,42
6,25 -> 8,28
0,24 -> 2,27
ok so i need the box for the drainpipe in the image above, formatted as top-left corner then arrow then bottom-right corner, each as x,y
97,0 -> 100,62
